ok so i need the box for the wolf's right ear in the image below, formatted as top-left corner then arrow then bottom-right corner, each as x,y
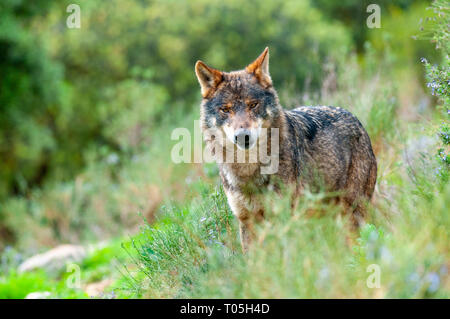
195,61 -> 223,98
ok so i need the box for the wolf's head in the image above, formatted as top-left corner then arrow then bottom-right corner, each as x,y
195,47 -> 280,150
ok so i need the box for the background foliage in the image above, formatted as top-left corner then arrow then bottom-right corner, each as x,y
0,0 -> 448,299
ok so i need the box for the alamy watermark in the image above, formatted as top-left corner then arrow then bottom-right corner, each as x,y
366,264 -> 381,288
367,4 -> 381,29
66,4 -> 81,29
66,263 -> 81,289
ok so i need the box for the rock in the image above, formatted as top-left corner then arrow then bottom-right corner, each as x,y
84,279 -> 113,298
25,291 -> 51,299
18,244 -> 86,273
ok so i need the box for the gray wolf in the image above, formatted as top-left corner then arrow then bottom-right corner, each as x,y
195,47 -> 377,251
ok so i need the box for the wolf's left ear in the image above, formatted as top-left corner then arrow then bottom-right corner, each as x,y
195,61 -> 223,98
246,47 -> 272,88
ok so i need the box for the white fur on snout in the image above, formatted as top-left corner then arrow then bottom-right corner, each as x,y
223,124 -> 235,146
223,122 -> 262,150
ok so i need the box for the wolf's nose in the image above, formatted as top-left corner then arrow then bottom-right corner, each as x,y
234,129 -> 251,149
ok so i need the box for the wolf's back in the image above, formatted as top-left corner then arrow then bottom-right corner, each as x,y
283,105 -> 377,201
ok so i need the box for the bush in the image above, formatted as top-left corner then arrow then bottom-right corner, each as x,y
0,0 -> 64,198
419,0 -> 449,186
45,0 -> 351,104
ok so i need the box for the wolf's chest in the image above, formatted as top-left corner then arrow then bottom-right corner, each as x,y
220,163 -> 269,193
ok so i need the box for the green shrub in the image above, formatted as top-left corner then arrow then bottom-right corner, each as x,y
0,271 -> 50,299
313,0 -> 429,51
123,183 -> 237,298
0,0 -> 64,199
45,0 -> 351,104
419,0 -> 449,186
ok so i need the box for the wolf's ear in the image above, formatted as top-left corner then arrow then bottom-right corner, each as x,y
246,47 -> 272,87
195,61 -> 223,97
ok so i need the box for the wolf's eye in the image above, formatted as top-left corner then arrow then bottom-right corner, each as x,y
219,106 -> 231,114
248,101 -> 259,109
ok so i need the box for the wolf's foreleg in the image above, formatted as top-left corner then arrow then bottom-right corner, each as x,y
238,217 -> 254,253
226,191 -> 265,252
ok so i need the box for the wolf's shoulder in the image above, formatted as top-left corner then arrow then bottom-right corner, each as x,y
284,106 -> 365,141
290,105 -> 354,118
287,105 -> 361,126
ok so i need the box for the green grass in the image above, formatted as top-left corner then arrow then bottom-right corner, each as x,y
0,270 -> 89,299
123,175 -> 449,298
121,181 -> 238,298
0,239 -> 131,299
0,271 -> 51,299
